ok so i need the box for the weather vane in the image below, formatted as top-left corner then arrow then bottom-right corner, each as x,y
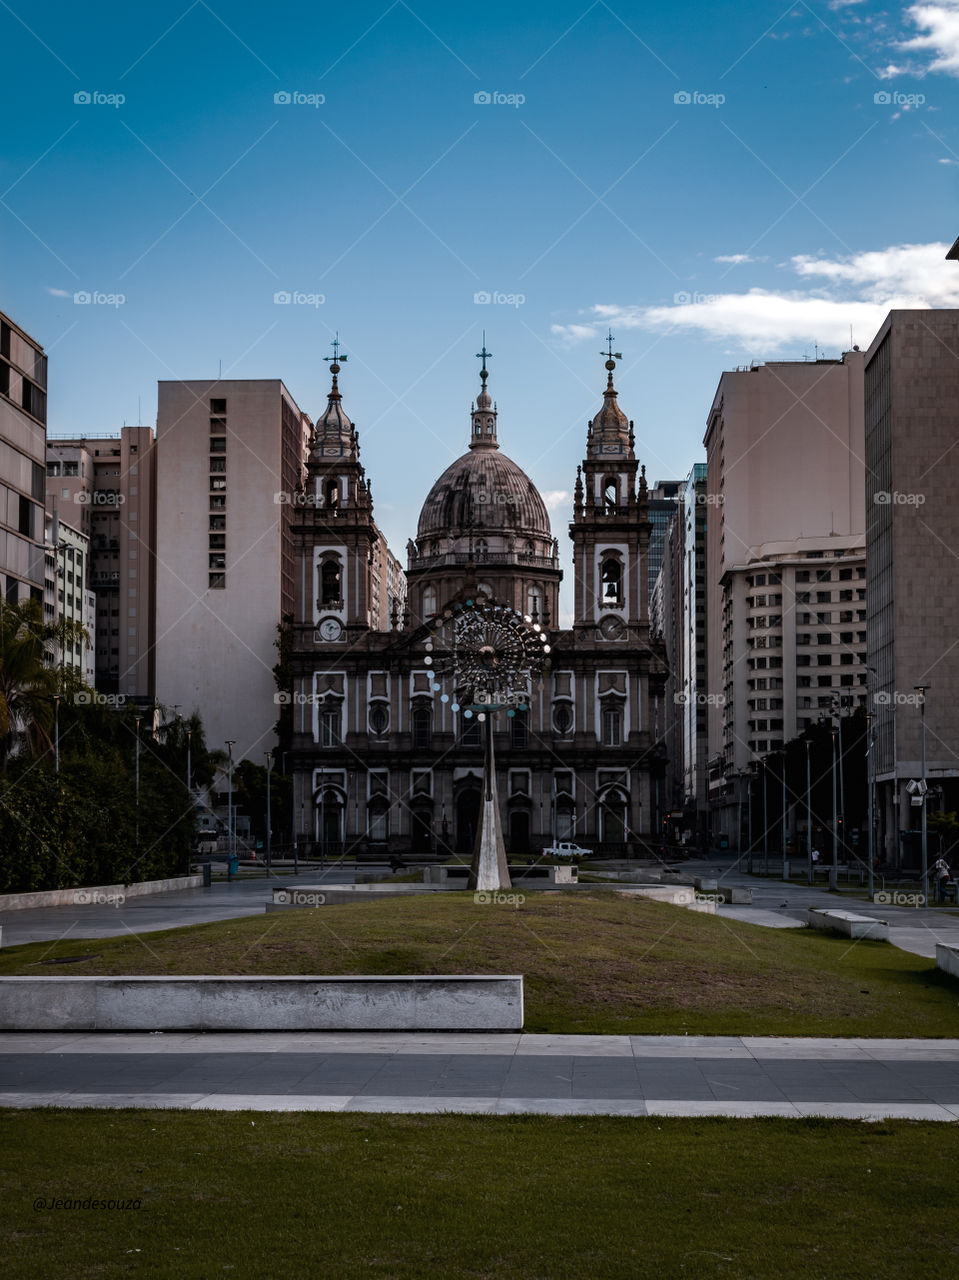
601,330 -> 622,363
324,332 -> 348,370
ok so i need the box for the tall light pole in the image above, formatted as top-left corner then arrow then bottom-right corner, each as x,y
762,758 -> 769,876
264,750 -> 272,874
866,713 -> 875,901
53,694 -> 60,777
747,773 -> 754,875
830,725 -> 839,891
781,748 -> 788,878
186,729 -> 192,792
805,737 -> 813,884
225,740 -> 236,867
135,714 -> 142,851
915,687 -> 928,901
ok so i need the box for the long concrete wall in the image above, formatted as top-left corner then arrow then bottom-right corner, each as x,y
0,976 -> 524,1031
0,875 -> 203,912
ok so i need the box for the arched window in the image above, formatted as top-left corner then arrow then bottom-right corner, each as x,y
601,557 -> 622,604
321,559 -> 342,606
326,479 -> 340,509
475,538 -> 488,559
369,704 -> 389,735
525,540 -> 535,559
604,477 -> 618,511
422,586 -> 437,617
510,711 -> 529,749
553,703 -> 573,735
527,588 -> 542,619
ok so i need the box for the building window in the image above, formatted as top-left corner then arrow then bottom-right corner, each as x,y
210,437 -> 226,453
422,586 -> 437,617
209,573 -> 225,589
369,704 -> 389,735
210,458 -> 226,473
210,515 -> 226,531
210,399 -> 226,414
526,588 -> 543,619
553,703 -> 573,735
209,554 -> 225,569
510,712 -> 529,749
209,535 -> 226,550
460,716 -> 482,746
412,708 -> 432,749
321,709 -> 340,747
210,478 -> 226,492
603,477 -> 618,510
602,707 -> 622,747
325,480 -> 339,509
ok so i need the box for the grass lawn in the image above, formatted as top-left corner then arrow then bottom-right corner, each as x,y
2,892 -> 957,1036
3,1110 -> 957,1279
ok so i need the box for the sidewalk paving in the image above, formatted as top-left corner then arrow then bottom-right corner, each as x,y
1,1032 -> 958,1119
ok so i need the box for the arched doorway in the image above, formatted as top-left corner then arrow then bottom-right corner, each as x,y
411,807 -> 433,854
508,809 -> 530,856
456,789 -> 480,855
600,789 -> 628,845
313,787 -> 344,855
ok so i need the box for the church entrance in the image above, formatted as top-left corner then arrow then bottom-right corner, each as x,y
456,789 -> 480,855
411,807 -> 433,854
508,809 -> 530,855
600,790 -> 628,845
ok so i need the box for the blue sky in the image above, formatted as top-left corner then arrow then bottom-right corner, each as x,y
3,0 -> 959,568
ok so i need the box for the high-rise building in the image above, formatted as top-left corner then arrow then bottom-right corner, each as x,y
864,308 -> 959,867
0,310 -> 48,609
704,353 -> 867,847
646,479 -> 681,604
46,427 -> 156,699
45,510 -> 95,681
154,380 -> 313,758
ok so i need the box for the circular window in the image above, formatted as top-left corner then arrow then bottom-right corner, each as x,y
369,704 -> 389,735
553,703 -> 573,735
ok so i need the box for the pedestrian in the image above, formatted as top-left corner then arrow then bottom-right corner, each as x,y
811,847 -> 821,867
933,857 -> 951,904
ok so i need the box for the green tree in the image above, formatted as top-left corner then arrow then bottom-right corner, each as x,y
0,599 -> 87,772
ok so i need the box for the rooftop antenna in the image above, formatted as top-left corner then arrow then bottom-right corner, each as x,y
218,359 -> 222,379
137,395 -> 141,426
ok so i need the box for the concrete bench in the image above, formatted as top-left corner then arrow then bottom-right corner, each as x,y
423,864 -> 577,885
936,944 -> 959,980
0,975 -> 524,1032
806,908 -> 889,941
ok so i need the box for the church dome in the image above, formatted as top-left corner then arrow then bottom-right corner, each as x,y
416,447 -> 551,541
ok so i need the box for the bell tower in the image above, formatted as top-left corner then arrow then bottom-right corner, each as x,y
291,335 -> 379,643
570,333 -> 651,641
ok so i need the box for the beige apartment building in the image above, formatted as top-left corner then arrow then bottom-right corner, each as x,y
46,427 -> 156,699
154,380 -> 314,759
704,353 -> 867,846
865,309 -> 959,867
0,310 -> 48,610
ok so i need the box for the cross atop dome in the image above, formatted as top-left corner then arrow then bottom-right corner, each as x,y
588,330 -> 631,459
470,331 -> 498,449
313,330 -> 354,458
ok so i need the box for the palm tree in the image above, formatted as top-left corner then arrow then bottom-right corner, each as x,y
0,599 -> 88,772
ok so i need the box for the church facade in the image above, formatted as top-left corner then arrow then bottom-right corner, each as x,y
286,344 -> 668,858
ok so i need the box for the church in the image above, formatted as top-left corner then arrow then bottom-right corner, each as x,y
286,340 -> 668,859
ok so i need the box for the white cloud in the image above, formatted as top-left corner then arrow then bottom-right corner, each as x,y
714,253 -> 759,264
45,287 -> 72,297
542,490 -> 571,511
900,1 -> 959,76
551,243 -> 959,352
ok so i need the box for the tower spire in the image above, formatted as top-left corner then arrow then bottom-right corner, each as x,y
470,331 -> 498,449
323,331 -> 348,399
587,331 -> 630,459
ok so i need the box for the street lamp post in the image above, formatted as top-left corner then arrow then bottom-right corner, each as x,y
225,740 -> 236,872
805,738 -> 813,885
830,726 -> 839,891
781,749 -> 788,879
915,686 -> 928,902
53,694 -> 60,777
135,714 -> 142,852
747,773 -> 754,875
762,759 -> 769,876
264,751 -> 272,875
186,729 -> 192,793
866,713 -> 875,901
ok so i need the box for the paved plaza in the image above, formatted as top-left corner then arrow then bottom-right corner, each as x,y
1,1032 -> 958,1118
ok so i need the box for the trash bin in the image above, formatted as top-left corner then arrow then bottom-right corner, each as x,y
201,862 -> 212,887
228,854 -> 239,878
